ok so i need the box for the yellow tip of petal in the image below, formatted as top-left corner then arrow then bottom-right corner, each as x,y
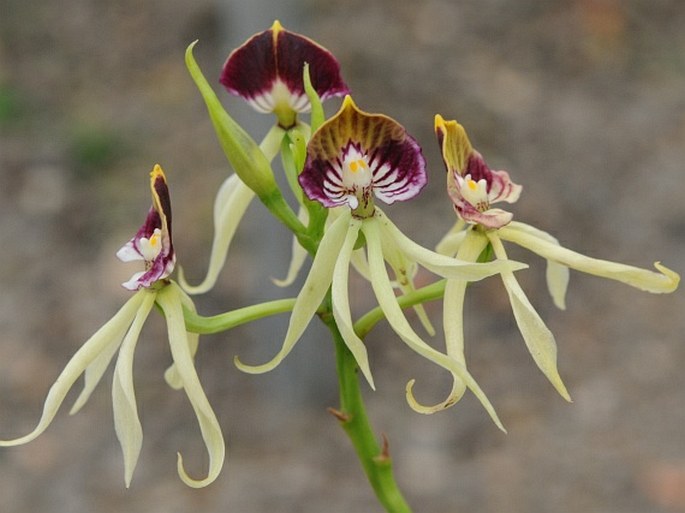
434,113 -> 446,131
653,261 -> 680,293
271,20 -> 284,33
150,163 -> 166,182
341,94 -> 358,111
233,354 -> 280,375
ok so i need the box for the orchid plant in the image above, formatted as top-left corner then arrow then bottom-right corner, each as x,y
0,20 -> 679,513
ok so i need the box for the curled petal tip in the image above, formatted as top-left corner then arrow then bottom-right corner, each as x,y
653,262 -> 680,292
233,354 -> 279,375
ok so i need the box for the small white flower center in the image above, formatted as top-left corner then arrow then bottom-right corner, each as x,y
342,151 -> 373,191
460,174 -> 490,212
138,228 -> 163,262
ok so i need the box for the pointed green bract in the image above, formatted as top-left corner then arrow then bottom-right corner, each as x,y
186,41 -> 277,199
186,42 -> 304,235
303,63 -> 325,132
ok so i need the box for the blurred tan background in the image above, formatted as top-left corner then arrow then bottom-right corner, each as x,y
1,1 -> 684,512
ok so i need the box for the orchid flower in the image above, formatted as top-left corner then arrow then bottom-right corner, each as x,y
0,166 -> 225,488
435,115 -> 680,401
180,21 -> 348,294
234,97 -> 526,428
220,20 -> 349,129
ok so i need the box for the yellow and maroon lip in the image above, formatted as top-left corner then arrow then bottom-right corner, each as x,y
299,96 -> 426,217
435,114 -> 522,229
117,165 -> 176,290
220,20 -> 349,128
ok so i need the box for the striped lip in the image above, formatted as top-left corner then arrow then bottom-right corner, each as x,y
220,20 -> 349,127
116,165 -> 176,290
300,96 -> 427,217
435,114 -> 522,229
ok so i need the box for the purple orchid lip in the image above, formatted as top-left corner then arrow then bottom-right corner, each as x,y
220,20 -> 349,127
435,114 -> 521,228
117,165 -> 176,290
299,96 -> 427,216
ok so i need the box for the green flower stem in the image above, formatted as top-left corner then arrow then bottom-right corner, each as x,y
354,280 -> 447,339
183,298 -> 296,335
321,296 -> 413,513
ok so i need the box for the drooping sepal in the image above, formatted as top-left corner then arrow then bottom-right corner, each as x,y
220,20 -> 349,128
435,114 -> 522,229
300,96 -> 427,217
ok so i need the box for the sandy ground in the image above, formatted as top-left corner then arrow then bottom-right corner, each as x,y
1,1 -> 684,512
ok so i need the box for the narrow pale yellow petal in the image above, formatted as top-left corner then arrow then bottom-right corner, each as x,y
349,247 -> 372,281
112,291 -> 156,487
435,219 -> 467,256
179,175 -> 255,294
444,230 -> 489,358
70,334 -> 125,415
487,233 -> 571,401
377,219 -> 435,336
499,222 -> 680,293
164,286 -> 200,391
234,211 -> 352,374
504,221 -> 570,309
364,217 -> 504,430
375,208 -> 526,280
157,283 -> 225,488
272,207 -> 309,287
331,218 -> 376,389
0,292 -> 147,446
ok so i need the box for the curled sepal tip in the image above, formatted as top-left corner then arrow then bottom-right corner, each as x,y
156,283 -> 225,488
499,222 -> 680,294
363,218 -> 505,430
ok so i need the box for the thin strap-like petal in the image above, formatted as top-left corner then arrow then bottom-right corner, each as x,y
364,217 -> 504,430
435,219 -> 466,256
164,286 -> 200,390
498,223 -> 679,293
0,292 -> 146,446
503,221 -> 569,309
331,218 -> 376,389
375,209 -> 526,280
487,232 -> 571,401
444,230 -> 489,358
112,291 -> 156,487
234,211 -> 352,374
156,283 -> 225,488
179,175 -> 255,294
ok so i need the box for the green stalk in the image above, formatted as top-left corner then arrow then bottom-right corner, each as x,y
355,280 -> 446,339
184,298 -> 296,334
321,296 -> 413,513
